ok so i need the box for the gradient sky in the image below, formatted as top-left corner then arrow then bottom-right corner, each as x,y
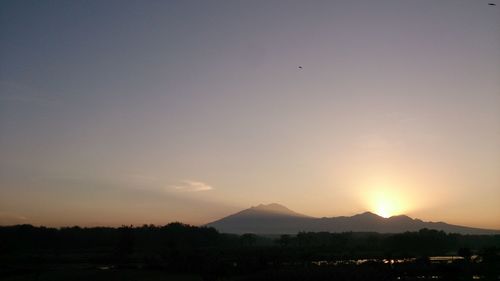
1,0 -> 499,228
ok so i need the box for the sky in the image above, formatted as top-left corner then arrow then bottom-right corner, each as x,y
1,0 -> 499,229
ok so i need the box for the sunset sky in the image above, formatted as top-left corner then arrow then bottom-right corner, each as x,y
1,0 -> 499,229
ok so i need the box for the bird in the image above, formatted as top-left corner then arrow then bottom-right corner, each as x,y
298,66 -> 303,69
488,3 -> 496,6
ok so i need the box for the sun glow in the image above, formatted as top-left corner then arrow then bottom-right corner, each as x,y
367,187 -> 409,218
374,196 -> 400,218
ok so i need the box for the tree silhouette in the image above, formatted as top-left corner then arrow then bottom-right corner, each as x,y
116,225 -> 135,257
458,247 -> 472,261
240,233 -> 257,247
277,234 -> 291,247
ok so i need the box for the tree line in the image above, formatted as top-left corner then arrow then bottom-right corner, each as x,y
1,223 -> 499,280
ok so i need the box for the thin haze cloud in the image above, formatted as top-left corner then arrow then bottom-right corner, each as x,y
171,180 -> 214,192
0,211 -> 28,224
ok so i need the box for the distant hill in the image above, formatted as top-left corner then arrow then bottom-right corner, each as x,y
206,203 -> 500,235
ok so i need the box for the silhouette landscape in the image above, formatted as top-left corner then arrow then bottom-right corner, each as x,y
207,203 -> 500,235
2,220 -> 500,281
1,0 -> 500,280
4,205 -> 498,280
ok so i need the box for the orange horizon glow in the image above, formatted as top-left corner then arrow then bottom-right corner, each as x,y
361,181 -> 413,219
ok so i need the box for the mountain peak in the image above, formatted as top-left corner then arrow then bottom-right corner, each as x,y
388,214 -> 413,221
252,203 -> 290,212
353,211 -> 383,219
247,203 -> 309,218
360,211 -> 379,216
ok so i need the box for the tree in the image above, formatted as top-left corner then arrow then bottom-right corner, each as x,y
240,233 -> 257,247
278,234 -> 291,247
458,247 -> 472,262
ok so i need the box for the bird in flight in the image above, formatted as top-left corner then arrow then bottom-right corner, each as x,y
488,3 -> 496,5
298,66 -> 303,69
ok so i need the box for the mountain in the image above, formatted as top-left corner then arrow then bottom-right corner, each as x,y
206,203 -> 312,234
226,203 -> 311,218
206,203 -> 500,235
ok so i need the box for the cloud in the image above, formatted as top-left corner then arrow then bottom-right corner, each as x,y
171,180 -> 214,192
0,211 -> 28,224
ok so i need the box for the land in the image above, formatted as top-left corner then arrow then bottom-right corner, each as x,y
1,223 -> 499,281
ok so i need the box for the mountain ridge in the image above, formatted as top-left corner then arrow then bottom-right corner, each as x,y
206,203 -> 500,235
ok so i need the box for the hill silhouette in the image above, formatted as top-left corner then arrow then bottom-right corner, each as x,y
207,203 -> 500,234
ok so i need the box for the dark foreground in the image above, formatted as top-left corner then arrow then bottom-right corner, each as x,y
1,224 -> 499,281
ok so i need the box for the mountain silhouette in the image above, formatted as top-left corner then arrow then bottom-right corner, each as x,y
228,203 -> 311,218
207,203 -> 500,234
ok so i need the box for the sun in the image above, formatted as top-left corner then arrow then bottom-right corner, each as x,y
359,178 -> 414,219
374,197 -> 397,218
371,191 -> 405,218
